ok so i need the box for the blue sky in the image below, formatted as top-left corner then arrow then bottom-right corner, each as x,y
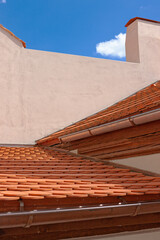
0,0 -> 160,60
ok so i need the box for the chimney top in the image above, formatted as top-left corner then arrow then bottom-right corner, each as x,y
125,17 -> 160,27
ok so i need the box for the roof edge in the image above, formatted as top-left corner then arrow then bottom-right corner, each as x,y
50,146 -> 160,177
0,24 -> 26,48
37,108 -> 160,146
1,201 -> 160,228
36,80 -> 160,146
125,17 -> 160,27
0,143 -> 35,148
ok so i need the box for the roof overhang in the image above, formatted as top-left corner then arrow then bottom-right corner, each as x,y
1,201 -> 160,228
37,108 -> 160,147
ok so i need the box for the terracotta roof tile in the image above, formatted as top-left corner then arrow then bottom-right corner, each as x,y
0,146 -> 160,211
37,81 -> 160,146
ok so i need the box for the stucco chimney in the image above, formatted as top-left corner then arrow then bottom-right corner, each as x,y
125,17 -> 160,64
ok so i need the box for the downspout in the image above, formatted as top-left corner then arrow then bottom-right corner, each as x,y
1,201 -> 160,229
59,108 -> 160,143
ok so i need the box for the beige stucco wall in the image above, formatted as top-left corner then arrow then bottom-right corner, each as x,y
0,19 -> 160,144
109,153 -> 160,175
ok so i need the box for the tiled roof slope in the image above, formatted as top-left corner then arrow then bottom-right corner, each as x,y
0,146 -> 160,212
37,80 -> 160,146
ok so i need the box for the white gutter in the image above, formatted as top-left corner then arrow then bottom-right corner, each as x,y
59,108 -> 160,143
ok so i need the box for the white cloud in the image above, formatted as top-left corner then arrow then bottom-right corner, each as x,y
1,0 -> 6,3
96,33 -> 126,58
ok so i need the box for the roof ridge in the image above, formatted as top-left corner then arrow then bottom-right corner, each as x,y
49,146 -> 160,177
0,144 -> 35,148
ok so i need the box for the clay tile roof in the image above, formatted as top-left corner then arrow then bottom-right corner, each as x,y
0,145 -> 160,212
0,24 -> 26,48
125,17 -> 160,27
37,80 -> 160,146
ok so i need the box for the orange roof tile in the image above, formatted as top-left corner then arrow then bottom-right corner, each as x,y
0,24 -> 26,48
37,80 -> 160,146
0,146 -> 160,212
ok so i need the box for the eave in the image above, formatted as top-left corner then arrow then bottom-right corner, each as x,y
1,201 -> 160,239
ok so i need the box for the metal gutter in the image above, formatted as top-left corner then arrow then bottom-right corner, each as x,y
1,201 -> 160,229
59,108 -> 160,143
